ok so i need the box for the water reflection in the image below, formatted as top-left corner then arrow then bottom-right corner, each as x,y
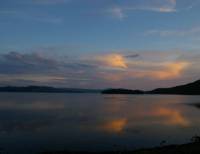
100,118 -> 128,134
92,95 -> 190,135
150,107 -> 189,127
0,93 -> 200,153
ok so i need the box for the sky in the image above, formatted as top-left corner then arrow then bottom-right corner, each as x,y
0,0 -> 200,89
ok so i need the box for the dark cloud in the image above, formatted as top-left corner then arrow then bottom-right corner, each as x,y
0,51 -> 98,74
125,54 -> 140,59
0,51 -> 59,74
0,51 -> 100,87
3,51 -> 57,65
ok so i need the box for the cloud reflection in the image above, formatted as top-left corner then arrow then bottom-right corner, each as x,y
150,107 -> 189,127
100,118 -> 128,134
95,95 -> 190,135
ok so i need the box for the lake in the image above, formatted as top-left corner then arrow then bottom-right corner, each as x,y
0,93 -> 200,154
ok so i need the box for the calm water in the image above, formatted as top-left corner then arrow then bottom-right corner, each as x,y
0,93 -> 200,153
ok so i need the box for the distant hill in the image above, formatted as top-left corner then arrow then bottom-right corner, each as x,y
102,79 -> 200,95
0,86 -> 100,93
149,80 -> 200,95
102,88 -> 144,94
1,80 -> 200,95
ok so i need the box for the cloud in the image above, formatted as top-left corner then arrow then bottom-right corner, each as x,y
108,7 -> 125,19
125,54 -> 140,59
130,61 -> 190,80
94,53 -> 128,69
108,0 -> 177,19
1,0 -> 196,22
152,61 -> 189,79
146,27 -> 200,37
0,51 -> 97,87
30,15 -> 63,24
128,0 -> 176,12
3,51 -> 57,66
91,51 -> 190,81
0,9 -> 63,24
0,50 -> 199,89
106,0 -> 200,19
0,10 -> 18,16
0,51 -> 95,74
98,61 -> 189,83
0,51 -> 59,74
32,0 -> 69,5
0,74 -> 66,83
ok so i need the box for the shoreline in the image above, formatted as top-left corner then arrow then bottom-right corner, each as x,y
40,140 -> 200,154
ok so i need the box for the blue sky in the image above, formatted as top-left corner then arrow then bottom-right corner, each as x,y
1,0 -> 200,89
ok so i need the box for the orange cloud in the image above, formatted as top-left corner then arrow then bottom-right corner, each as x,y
99,72 -> 125,81
91,52 -> 190,82
96,54 -> 127,69
153,62 -> 189,80
126,61 -> 189,80
100,61 -> 189,82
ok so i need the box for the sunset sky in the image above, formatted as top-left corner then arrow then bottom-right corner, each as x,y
1,0 -> 200,89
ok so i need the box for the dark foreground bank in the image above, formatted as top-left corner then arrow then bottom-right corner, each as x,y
40,138 -> 200,154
